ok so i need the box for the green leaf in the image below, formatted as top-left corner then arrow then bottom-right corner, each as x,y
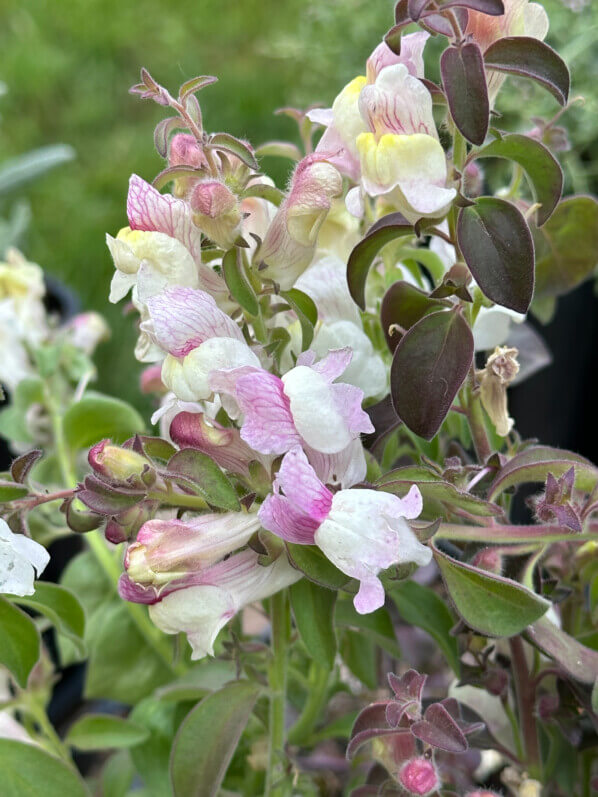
488,445 -> 598,501
167,448 -> 240,511
533,196 -> 598,298
335,598 -> 401,658
130,698 -> 178,797
0,479 -> 29,502
286,543 -> 350,589
63,392 -> 145,449
380,281 -> 451,353
15,582 -> 86,658
390,580 -> 461,674
209,132 -> 258,170
0,739 -> 88,797
100,751 -> 135,797
65,714 -> 150,751
0,145 -> 75,196
457,197 -> 534,313
280,288 -> 317,351
0,597 -> 40,687
241,181 -> 285,206
339,629 -> 377,689
434,545 -> 549,637
169,680 -> 260,797
178,75 -> 217,100
475,133 -> 562,226
155,659 -> 238,703
290,579 -> 337,669
222,247 -> 259,316
377,466 -> 501,519
390,309 -> 473,440
347,212 -> 414,309
441,42 -> 489,146
526,617 -> 598,685
484,36 -> 570,106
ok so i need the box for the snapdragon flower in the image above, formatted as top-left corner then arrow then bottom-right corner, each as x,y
259,447 -> 430,614
1,519 -> 49,597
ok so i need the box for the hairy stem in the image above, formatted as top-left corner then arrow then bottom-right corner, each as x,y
266,589 -> 290,796
509,636 -> 541,778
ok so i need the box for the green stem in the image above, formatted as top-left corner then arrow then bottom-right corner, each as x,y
266,590 -> 290,797
25,701 -> 73,765
509,636 -> 541,778
502,698 -> 524,762
147,489 -> 208,510
435,522 -> 598,545
287,662 -> 329,745
465,378 -> 492,464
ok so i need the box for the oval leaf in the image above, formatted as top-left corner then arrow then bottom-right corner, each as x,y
381,281 -> 451,353
488,445 -> 598,501
526,617 -> 598,685
0,597 -> 40,687
441,43 -> 489,146
170,680 -> 259,797
15,582 -> 86,658
63,392 -> 145,450
167,449 -> 240,511
0,739 -> 88,797
66,714 -> 150,750
347,213 -> 414,309
290,579 -> 337,669
457,197 -> 534,313
475,134 -> 562,226
484,36 -> 570,106
222,247 -> 259,316
533,195 -> 598,298
434,544 -> 549,637
391,309 -> 473,440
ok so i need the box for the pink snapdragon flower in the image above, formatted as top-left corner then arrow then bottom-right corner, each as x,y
121,549 -> 300,659
143,286 -> 260,402
257,153 -> 342,289
258,447 -> 430,614
209,349 -> 373,487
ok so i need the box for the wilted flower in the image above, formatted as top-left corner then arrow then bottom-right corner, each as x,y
257,154 -> 342,289
478,346 -> 520,437
259,447 -> 429,613
0,519 -> 49,597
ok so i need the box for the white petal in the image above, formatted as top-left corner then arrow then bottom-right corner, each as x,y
473,306 -> 525,351
311,321 -> 387,398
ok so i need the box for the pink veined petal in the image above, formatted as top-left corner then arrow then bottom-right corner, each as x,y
274,446 -> 333,522
330,382 -> 375,436
354,576 -> 386,614
396,484 -> 423,520
146,287 -> 243,356
235,371 -> 301,455
310,347 -> 353,382
359,64 -> 437,139
366,32 -> 430,82
314,124 -> 361,182
258,493 -> 319,544
306,439 -> 367,489
295,350 -> 317,368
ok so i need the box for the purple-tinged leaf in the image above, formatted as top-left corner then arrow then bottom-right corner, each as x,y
347,213 -> 414,310
533,196 -> 598,298
153,117 -> 182,159
394,0 -> 410,24
178,75 -> 218,101
433,542 -> 550,637
62,497 -> 103,533
381,282 -> 451,353
439,0 -> 503,12
411,703 -> 468,753
77,475 -> 145,516
363,395 -> 402,452
441,43 -> 489,146
209,132 -> 258,171
10,449 -> 42,484
408,0 -> 430,19
437,697 -> 485,736
457,197 -> 534,313
152,164 -> 203,191
386,700 -> 416,728
526,617 -> 598,685
347,703 -> 411,759
421,8 -> 468,38
484,37 -> 570,106
475,134 -> 562,225
488,445 -> 598,501
421,78 -> 448,105
384,24 -> 409,55
390,309 -> 473,440
389,670 -> 427,703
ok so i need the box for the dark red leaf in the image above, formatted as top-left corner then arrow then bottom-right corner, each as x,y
439,0 -> 503,13
441,43 -> 489,146
408,0 -> 431,19
381,281 -> 451,353
411,703 -> 468,753
10,450 -> 42,484
457,197 -> 535,313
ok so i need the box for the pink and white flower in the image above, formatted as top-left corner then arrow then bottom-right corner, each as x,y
259,447 -> 430,614
257,154 -> 343,289
121,549 -> 300,659
143,286 -> 260,402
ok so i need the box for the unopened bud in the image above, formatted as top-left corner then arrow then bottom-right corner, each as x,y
471,547 -> 502,574
398,757 -> 440,796
466,791 -> 501,797
168,133 -> 207,169
464,161 -> 484,197
169,411 -> 258,475
89,439 -> 150,482
190,180 -> 241,248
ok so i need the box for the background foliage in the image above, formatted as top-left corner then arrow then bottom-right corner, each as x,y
0,0 -> 596,409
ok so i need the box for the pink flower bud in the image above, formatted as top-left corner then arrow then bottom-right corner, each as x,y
465,791 -> 501,797
169,133 -> 207,169
190,180 -> 241,248
398,757 -> 440,796
471,547 -> 503,574
169,411 -> 259,475
88,439 -> 150,482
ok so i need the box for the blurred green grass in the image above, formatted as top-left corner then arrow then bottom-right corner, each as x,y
1,0 -> 596,410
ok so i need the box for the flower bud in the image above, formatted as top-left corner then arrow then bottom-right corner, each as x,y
124,512 -> 262,587
471,547 -> 503,575
190,180 -> 242,249
465,791 -> 501,797
398,757 -> 440,796
169,411 -> 259,475
169,133 -> 207,169
89,439 -> 150,482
